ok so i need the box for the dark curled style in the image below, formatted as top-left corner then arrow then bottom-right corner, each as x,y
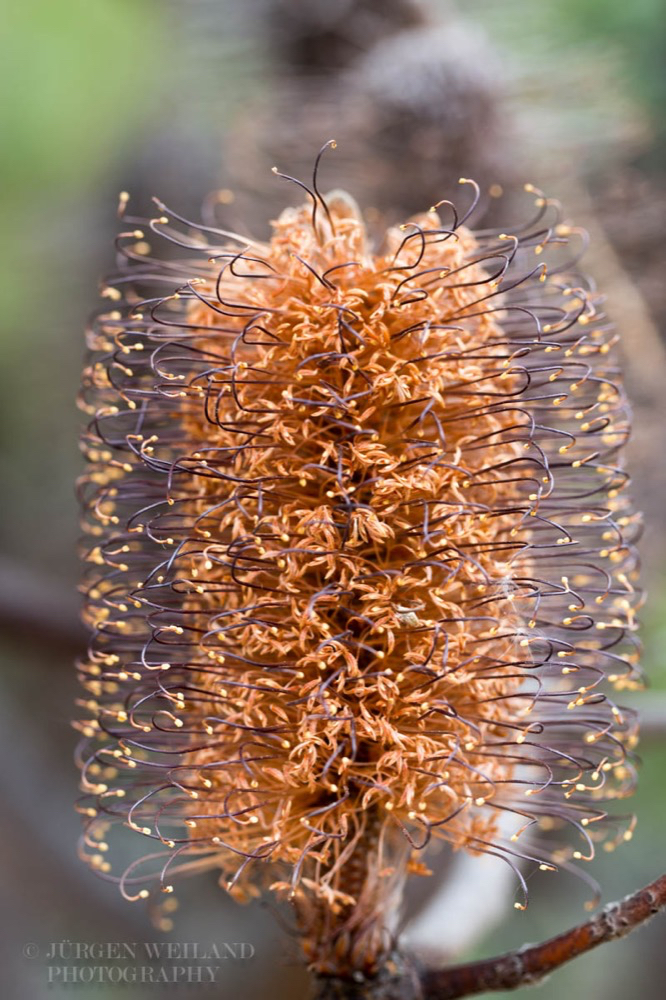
75,150 -> 642,976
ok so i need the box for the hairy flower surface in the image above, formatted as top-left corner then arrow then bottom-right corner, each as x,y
76,161 -> 641,973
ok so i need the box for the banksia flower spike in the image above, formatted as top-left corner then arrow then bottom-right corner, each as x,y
76,147 -> 642,977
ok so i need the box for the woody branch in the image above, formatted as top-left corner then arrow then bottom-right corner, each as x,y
419,872 -> 666,998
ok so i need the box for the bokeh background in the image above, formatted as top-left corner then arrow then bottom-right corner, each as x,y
1,1 -> 665,997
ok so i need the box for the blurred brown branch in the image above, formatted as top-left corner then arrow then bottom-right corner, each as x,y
420,873 -> 666,999
630,692 -> 666,740
0,557 -> 85,653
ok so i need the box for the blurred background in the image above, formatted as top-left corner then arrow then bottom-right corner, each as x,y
1,1 -> 665,997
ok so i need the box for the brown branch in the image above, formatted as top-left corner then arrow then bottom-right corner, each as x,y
628,693 -> 666,741
0,557 -> 86,654
420,873 -> 666,998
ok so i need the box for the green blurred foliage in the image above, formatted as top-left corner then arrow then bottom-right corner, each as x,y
0,0 -> 161,572
0,0 -> 160,329
642,577 -> 666,690
557,0 -> 666,137
0,0 -> 158,193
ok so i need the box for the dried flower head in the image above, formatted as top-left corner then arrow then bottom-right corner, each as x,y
76,149 -> 642,975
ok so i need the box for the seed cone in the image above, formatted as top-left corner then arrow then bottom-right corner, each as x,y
76,165 -> 641,975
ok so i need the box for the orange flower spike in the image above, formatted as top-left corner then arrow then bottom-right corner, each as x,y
77,159 -> 642,976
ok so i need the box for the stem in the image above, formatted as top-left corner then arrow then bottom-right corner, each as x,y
312,954 -> 421,1000
298,804 -> 408,976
